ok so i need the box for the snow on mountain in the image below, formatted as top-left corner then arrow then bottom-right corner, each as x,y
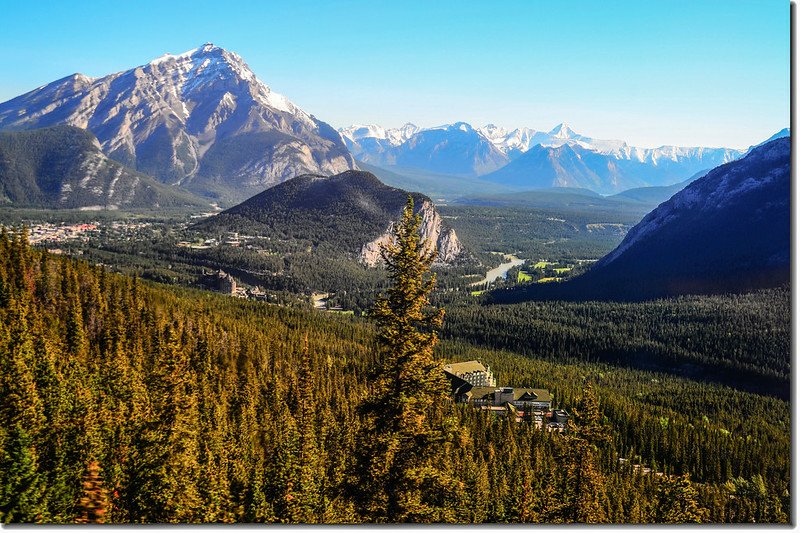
600,136 -> 790,268
344,120 -> 743,169
340,123 -> 420,146
0,43 -> 355,203
341,121 -> 507,176
548,122 -> 578,140
496,136 -> 790,303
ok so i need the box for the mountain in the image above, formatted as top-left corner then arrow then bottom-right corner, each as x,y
480,139 -> 744,194
609,169 -> 707,206
480,143 -> 649,194
342,120 -> 744,194
477,125 -> 540,159
356,161 -> 513,200
0,126 -> 206,209
455,186 -> 652,216
197,170 -> 465,265
339,123 -> 421,162
745,127 -> 790,154
0,43 -> 355,203
342,122 -> 508,177
493,137 -> 791,302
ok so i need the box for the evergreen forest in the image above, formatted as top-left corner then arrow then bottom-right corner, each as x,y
0,207 -> 790,524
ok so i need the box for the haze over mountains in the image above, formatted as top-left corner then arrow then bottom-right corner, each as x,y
0,44 -> 355,203
493,137 -> 791,302
341,121 -> 755,195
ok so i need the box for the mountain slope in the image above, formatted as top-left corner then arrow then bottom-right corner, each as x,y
356,161 -> 514,199
609,169 -> 708,206
0,44 -> 355,203
493,137 -> 791,302
197,170 -> 465,265
0,126 -> 206,209
479,143 -> 648,194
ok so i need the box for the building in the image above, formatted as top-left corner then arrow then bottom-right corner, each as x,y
467,386 -> 552,412
202,269 -> 237,295
443,360 -> 557,425
443,360 -> 496,388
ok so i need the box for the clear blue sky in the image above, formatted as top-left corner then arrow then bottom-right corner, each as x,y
0,0 -> 789,149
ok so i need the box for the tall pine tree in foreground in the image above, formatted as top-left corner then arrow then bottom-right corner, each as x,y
354,197 -> 460,523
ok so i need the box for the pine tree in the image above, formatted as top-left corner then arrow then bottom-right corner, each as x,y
354,196 -> 459,523
124,322 -> 201,523
0,301 -> 47,522
561,382 -> 611,523
572,381 -> 611,448
655,473 -> 708,523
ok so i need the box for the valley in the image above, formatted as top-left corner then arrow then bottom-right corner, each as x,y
0,30 -> 790,524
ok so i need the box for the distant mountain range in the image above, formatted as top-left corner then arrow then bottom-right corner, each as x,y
0,126 -> 205,209
340,121 -> 779,195
0,44 -> 788,209
0,44 -> 356,203
342,122 -> 508,177
197,170 -> 465,266
493,137 -> 791,302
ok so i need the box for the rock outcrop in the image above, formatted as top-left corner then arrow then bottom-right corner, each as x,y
360,199 -> 464,266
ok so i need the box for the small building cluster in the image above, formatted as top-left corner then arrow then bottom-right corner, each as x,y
444,360 -> 568,430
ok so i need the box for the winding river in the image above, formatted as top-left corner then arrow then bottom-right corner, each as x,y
470,254 -> 524,287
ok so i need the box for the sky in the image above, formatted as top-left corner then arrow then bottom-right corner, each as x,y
0,0 -> 790,149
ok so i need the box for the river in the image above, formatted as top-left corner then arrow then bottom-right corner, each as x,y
469,254 -> 524,287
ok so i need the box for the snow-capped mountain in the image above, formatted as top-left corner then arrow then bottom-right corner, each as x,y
480,143 -> 641,193
481,138 -> 745,194
339,123 -> 422,164
340,120 -> 745,192
495,137 -> 790,302
478,125 -> 539,159
340,123 -> 421,146
0,43 -> 355,202
341,122 -> 508,176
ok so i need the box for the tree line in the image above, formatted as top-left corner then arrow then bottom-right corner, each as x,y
0,212 -> 789,523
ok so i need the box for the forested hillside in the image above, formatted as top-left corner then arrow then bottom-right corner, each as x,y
0,126 -> 205,209
444,289 -> 790,398
0,228 -> 789,523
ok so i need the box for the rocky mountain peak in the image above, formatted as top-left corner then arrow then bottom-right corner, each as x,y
0,45 -> 355,202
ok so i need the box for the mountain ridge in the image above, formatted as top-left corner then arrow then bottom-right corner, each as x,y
0,125 -> 206,209
492,137 -> 791,302
340,120 -> 759,194
0,44 -> 356,203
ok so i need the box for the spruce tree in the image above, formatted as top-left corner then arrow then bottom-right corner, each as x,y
354,196 -> 458,523
655,473 -> 708,523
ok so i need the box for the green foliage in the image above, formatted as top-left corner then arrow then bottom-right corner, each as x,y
0,231 -> 789,524
0,126 -> 205,209
354,197 -> 459,523
442,290 -> 790,396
